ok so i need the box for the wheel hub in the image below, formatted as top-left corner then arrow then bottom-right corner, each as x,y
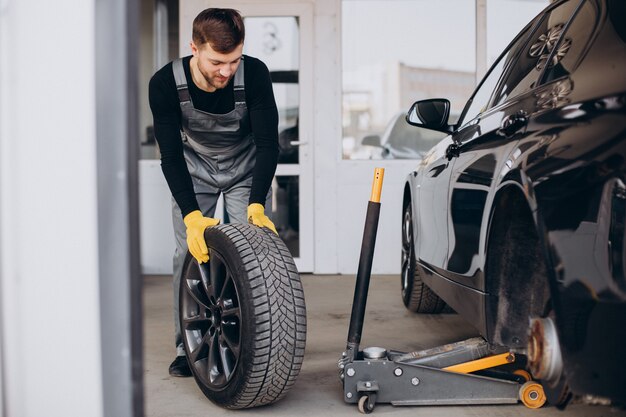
211,307 -> 222,329
528,317 -> 563,385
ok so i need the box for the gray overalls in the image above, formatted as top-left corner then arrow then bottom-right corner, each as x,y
171,57 -> 271,355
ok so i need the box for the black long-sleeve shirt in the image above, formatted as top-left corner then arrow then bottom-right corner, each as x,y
148,55 -> 279,217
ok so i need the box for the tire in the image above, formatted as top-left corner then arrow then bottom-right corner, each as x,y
179,223 -> 307,409
401,200 -> 447,313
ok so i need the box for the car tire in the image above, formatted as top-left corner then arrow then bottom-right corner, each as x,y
179,223 -> 307,409
401,200 -> 447,313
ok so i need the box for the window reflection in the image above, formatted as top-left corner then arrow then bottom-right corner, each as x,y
341,0 -> 549,160
244,17 -> 300,165
341,0 -> 475,160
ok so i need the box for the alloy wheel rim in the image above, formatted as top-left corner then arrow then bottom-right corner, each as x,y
401,208 -> 413,294
181,252 -> 242,388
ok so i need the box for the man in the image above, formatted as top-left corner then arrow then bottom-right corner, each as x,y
149,8 -> 279,377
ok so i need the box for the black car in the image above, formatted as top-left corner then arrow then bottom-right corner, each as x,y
401,0 -> 626,406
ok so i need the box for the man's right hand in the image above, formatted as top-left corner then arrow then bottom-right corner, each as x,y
183,210 -> 220,263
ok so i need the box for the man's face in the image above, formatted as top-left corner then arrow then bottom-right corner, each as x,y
191,41 -> 243,90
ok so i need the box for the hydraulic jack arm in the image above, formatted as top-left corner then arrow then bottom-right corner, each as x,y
344,168 -> 385,361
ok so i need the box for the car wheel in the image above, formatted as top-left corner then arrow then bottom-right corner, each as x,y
401,200 -> 447,313
179,223 -> 307,409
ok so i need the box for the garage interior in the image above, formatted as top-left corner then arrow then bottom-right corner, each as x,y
144,274 -> 622,416
1,0 -> 625,416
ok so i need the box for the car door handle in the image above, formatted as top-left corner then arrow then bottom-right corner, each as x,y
289,141 -> 308,146
497,110 -> 528,137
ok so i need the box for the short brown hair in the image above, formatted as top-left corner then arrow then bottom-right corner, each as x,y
192,8 -> 245,53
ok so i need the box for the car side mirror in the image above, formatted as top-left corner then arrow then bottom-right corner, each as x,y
362,134 -> 382,147
406,99 -> 452,133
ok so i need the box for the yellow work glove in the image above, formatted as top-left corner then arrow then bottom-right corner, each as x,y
247,203 -> 278,234
183,210 -> 220,263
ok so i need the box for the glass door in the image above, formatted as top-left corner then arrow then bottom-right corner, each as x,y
210,2 -> 314,271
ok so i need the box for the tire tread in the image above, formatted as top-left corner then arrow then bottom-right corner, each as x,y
217,224 -> 306,409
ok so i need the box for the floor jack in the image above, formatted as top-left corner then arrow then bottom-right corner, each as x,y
338,168 -> 547,414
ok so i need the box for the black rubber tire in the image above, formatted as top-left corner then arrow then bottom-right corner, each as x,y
401,200 -> 447,313
179,223 -> 307,409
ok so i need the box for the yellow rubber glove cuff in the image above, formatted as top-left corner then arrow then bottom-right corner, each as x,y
183,210 -> 220,263
247,203 -> 278,234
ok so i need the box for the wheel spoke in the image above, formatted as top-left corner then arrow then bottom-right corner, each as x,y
401,267 -> 408,291
401,250 -> 409,269
198,262 -> 214,301
221,330 -> 240,358
221,306 -> 240,320
184,262 -> 211,306
209,255 -> 227,301
402,212 -> 412,249
219,274 -> 229,301
182,311 -> 211,330
184,279 -> 210,309
219,274 -> 236,302
188,331 -> 210,364
219,342 -> 235,380
207,331 -> 222,384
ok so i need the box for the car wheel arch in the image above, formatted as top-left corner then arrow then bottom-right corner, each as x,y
484,184 -> 552,349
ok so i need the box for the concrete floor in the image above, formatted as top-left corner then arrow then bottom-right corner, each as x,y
143,274 -> 625,417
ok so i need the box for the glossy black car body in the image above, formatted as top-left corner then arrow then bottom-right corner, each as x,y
402,0 -> 626,404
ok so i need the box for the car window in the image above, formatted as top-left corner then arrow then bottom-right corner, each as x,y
541,1 -> 598,84
383,115 -> 446,159
460,16 -> 541,127
492,0 -> 582,105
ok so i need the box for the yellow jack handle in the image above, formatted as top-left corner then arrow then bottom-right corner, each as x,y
443,352 -> 515,374
370,168 -> 385,203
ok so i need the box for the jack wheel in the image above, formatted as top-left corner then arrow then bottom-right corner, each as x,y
358,395 -> 375,414
513,369 -> 532,382
519,381 -> 547,409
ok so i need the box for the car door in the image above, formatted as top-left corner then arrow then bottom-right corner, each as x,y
443,0 -> 583,290
415,133 -> 458,270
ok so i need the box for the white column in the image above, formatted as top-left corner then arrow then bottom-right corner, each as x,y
313,0 -> 341,273
476,0 -> 488,82
0,1 -> 104,416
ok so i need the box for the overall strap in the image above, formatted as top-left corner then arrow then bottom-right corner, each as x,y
172,58 -> 191,103
233,57 -> 246,105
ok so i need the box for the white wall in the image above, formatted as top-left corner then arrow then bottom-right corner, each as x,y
0,1 -> 104,416
336,161 -> 419,274
140,160 -> 176,274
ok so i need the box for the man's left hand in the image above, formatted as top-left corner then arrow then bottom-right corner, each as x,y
247,203 -> 278,234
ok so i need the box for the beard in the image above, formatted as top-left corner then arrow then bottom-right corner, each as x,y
198,66 -> 232,90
